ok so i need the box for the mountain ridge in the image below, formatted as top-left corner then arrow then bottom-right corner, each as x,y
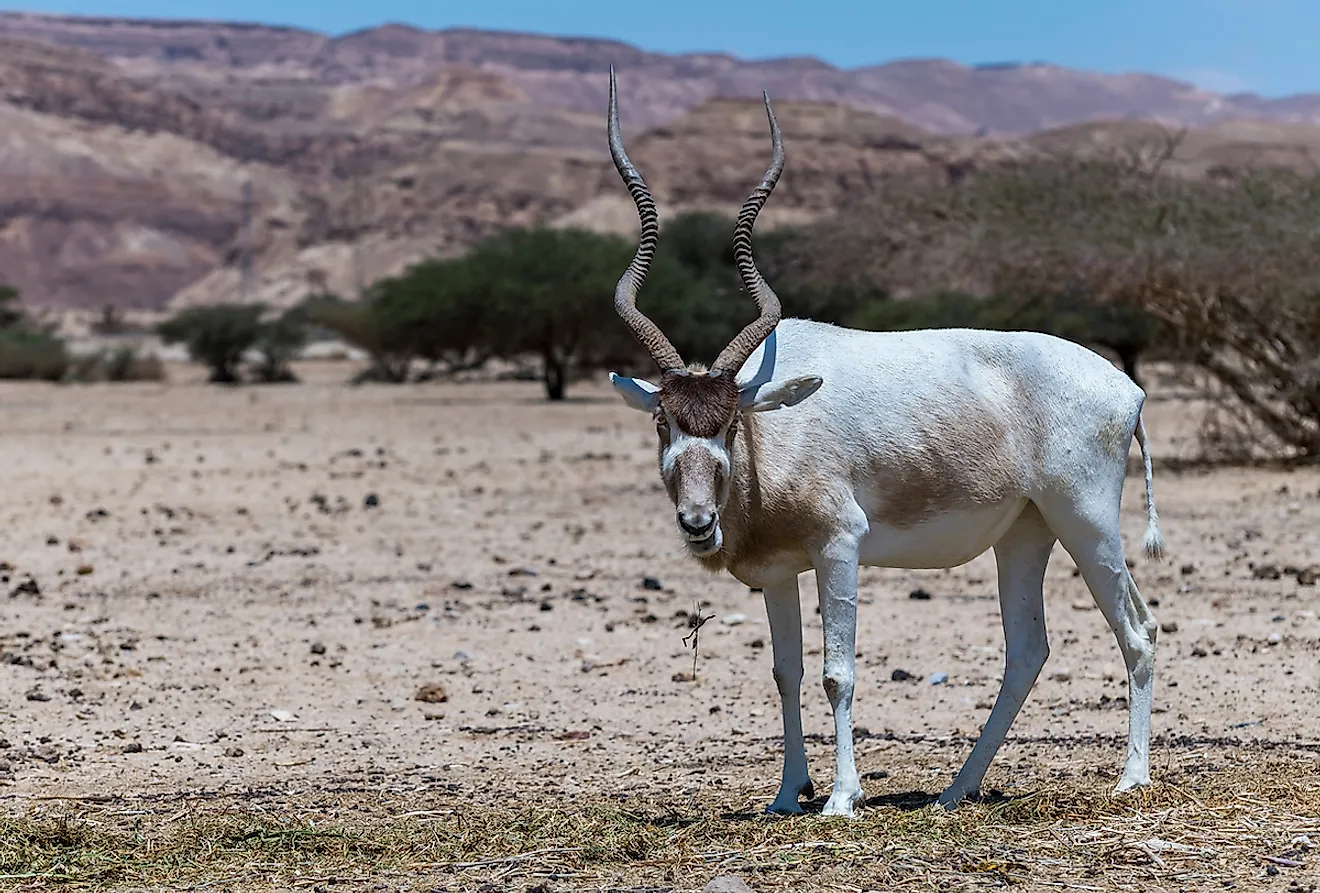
4,12 -> 1320,318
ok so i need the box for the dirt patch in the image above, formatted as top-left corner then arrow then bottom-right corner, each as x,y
1,363 -> 1318,890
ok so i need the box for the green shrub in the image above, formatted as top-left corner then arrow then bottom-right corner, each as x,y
252,312 -> 309,384
0,330 -> 70,381
156,305 -> 264,383
64,347 -> 167,383
156,304 -> 308,384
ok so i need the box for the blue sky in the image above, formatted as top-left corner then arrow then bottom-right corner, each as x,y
11,0 -> 1319,97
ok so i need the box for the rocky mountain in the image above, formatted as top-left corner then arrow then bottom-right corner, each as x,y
4,12 -> 1320,316
9,12 -> 1320,135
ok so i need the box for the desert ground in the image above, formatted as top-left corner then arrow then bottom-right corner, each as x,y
0,361 -> 1318,892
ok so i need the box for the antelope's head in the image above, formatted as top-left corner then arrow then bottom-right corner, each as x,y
604,68 -> 822,557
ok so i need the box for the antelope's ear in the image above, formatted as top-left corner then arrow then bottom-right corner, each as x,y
609,373 -> 661,413
740,375 -> 823,412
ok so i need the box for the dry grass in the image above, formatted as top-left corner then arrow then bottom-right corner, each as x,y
2,761 -> 1317,892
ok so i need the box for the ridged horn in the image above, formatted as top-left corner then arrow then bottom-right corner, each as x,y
608,65 -> 685,372
712,92 -> 784,376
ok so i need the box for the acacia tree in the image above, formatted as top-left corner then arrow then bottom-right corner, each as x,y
463,226 -> 673,400
645,211 -> 876,363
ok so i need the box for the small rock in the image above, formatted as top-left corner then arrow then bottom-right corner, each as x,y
641,576 -> 663,591
908,588 -> 932,601
508,566 -> 539,577
749,638 -> 765,649
10,575 -> 40,598
1160,621 -> 1179,634
310,642 -> 326,655
672,671 -> 695,683
451,581 -> 473,590
702,876 -> 754,893
268,709 -> 296,722
1252,564 -> 1282,580
891,668 -> 916,682
1191,645 -> 1208,658
1298,566 -> 1320,586
1180,563 -> 1197,576
75,565 -> 94,576
363,493 -> 380,508
539,600 -> 553,612
122,741 -> 144,754
24,688 -> 49,702
928,672 -> 949,685
721,613 -> 747,626
1267,632 -> 1283,645
1049,667 -> 1071,682
223,746 -> 245,758
454,650 -> 474,663
415,683 -> 449,704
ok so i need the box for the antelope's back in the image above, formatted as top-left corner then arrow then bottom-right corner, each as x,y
745,319 -> 1146,498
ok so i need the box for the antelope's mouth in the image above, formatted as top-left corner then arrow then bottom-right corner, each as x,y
685,524 -> 723,556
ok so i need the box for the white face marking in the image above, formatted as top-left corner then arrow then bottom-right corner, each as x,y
660,427 -> 731,479
658,409 -> 733,556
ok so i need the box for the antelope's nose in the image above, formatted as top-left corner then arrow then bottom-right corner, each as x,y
677,509 -> 716,537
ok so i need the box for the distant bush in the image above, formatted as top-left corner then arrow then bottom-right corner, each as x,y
300,293 -> 417,384
0,283 -> 22,330
156,305 -> 264,383
0,329 -> 70,381
251,312 -> 309,383
156,304 -> 308,384
64,347 -> 167,384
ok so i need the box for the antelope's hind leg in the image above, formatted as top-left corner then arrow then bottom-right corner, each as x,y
1038,489 -> 1159,794
940,503 -> 1056,809
762,578 -> 813,814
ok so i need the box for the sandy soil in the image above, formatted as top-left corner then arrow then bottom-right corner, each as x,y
1,363 -> 1318,889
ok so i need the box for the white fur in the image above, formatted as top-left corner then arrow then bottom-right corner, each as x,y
609,372 -> 660,413
611,318 -> 1165,816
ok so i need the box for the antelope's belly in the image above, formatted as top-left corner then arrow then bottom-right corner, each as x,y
857,498 -> 1028,569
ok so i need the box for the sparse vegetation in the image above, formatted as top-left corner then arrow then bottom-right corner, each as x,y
65,347 -> 167,383
156,304 -> 310,384
0,769 -> 1313,890
0,284 -> 70,381
0,328 -> 70,381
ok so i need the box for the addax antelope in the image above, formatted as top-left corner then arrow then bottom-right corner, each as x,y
604,68 -> 1166,816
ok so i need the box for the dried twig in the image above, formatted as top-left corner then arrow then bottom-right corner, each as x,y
681,600 -> 716,681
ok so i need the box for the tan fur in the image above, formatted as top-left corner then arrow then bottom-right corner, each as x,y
694,411 -> 836,576
686,402 -> 1025,577
871,410 -> 1019,529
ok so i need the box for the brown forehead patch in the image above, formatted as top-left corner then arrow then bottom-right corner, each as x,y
658,372 -> 740,438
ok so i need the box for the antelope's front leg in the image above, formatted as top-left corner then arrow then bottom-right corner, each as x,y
762,578 -> 812,814
815,543 -> 864,817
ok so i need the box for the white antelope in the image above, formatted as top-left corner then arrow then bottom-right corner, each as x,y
604,69 -> 1165,815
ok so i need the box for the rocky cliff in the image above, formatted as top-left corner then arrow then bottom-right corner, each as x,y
4,13 -> 1320,315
